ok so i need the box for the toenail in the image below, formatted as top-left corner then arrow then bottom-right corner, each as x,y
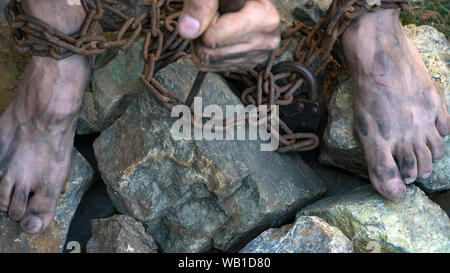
9,214 -> 22,221
404,177 -> 416,184
21,216 -> 43,234
0,206 -> 7,212
383,179 -> 405,199
421,172 -> 432,179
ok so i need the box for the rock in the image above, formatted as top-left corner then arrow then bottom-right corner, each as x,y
271,0 -> 301,28
94,58 -> 327,253
0,0 -> 7,23
271,0 -> 332,28
240,216 -> 353,253
293,0 -> 332,26
320,24 -> 450,192
0,149 -> 94,253
86,215 -> 158,253
76,89 -> 101,135
298,185 -> 450,253
77,37 -> 145,135
305,161 -> 369,199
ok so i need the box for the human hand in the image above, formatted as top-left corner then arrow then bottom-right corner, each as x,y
177,0 -> 281,71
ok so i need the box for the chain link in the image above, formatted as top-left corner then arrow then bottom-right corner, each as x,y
4,0 -> 411,152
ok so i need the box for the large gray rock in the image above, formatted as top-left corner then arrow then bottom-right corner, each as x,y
93,58 -> 327,253
87,215 -> 158,253
240,216 -> 353,253
0,149 -> 94,253
298,185 -> 450,253
320,25 -> 450,192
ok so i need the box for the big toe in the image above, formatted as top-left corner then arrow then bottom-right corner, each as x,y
21,216 -> 43,234
20,188 -> 58,234
367,148 -> 406,200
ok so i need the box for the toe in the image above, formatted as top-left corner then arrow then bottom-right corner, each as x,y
427,129 -> 446,162
436,112 -> 450,136
395,143 -> 417,184
414,141 -> 433,179
20,186 -> 58,234
0,177 -> 14,212
367,148 -> 406,200
8,185 -> 29,221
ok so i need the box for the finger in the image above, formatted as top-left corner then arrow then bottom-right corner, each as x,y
178,0 -> 219,39
194,51 -> 269,71
193,34 -> 277,71
202,0 -> 280,48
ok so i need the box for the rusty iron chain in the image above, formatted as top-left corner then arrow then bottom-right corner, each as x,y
4,0 -> 411,152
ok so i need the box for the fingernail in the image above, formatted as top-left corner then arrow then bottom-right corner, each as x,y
383,179 -> 405,200
21,216 -> 43,234
178,14 -> 200,37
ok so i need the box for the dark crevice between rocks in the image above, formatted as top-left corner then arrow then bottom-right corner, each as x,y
64,133 -> 116,253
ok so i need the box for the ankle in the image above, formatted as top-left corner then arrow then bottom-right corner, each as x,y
344,8 -> 402,38
341,8 -> 404,58
21,0 -> 86,35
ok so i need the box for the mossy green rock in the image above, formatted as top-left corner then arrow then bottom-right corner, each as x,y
77,37 -> 145,134
298,185 -> 450,253
320,25 -> 450,192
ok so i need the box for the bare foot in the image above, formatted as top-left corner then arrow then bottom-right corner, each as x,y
0,0 -> 89,233
341,9 -> 450,200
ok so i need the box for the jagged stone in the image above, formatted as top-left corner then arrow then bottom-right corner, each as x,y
240,216 -> 353,253
76,89 -> 101,135
320,25 -> 450,192
92,37 -> 145,130
0,149 -> 94,253
86,215 -> 158,253
77,37 -> 145,135
93,58 -> 327,253
298,185 -> 450,253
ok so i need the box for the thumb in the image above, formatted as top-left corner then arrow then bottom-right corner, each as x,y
178,0 -> 218,40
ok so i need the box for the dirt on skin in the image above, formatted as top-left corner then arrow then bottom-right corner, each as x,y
0,22 -> 29,114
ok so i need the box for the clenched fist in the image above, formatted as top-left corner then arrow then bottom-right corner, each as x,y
177,0 -> 281,71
